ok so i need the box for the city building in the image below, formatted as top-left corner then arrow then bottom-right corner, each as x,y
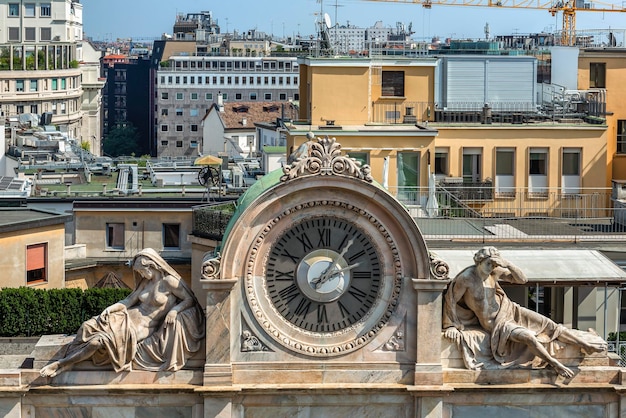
0,0 -> 84,138
155,55 -> 299,158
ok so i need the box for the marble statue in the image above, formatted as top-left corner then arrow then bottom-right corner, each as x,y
443,246 -> 607,378
40,248 -> 205,377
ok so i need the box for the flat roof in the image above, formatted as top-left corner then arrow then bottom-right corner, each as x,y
0,208 -> 71,233
433,249 -> 626,285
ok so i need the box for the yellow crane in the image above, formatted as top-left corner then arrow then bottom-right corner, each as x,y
361,0 -> 626,46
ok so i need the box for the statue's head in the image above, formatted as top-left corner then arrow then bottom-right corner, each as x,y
473,246 -> 500,265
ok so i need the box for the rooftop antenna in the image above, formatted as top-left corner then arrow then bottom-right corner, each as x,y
484,22 -> 490,40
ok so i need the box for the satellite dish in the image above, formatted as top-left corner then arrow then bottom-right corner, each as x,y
324,12 -> 332,29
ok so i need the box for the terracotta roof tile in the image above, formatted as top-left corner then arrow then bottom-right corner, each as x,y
218,101 -> 297,130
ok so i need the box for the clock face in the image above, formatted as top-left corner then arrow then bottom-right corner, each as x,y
265,217 -> 382,333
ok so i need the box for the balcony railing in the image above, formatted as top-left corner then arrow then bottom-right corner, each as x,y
387,186 -> 625,242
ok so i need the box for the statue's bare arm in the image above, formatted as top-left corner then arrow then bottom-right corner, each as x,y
491,255 -> 527,285
163,276 -> 196,324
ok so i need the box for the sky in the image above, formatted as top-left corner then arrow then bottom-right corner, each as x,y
81,0 -> 626,42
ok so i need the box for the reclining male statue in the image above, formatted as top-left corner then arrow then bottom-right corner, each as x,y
443,246 -> 607,378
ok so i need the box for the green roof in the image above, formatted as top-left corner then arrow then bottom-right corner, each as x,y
220,167 -> 283,249
263,145 -> 286,154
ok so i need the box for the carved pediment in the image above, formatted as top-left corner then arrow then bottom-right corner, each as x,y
281,135 -> 373,183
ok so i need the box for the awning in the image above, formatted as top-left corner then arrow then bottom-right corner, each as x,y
431,249 -> 626,286
194,155 -> 223,166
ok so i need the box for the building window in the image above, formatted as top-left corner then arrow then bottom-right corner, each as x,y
40,27 -> 51,41
176,125 -> 183,132
30,104 -> 37,113
175,108 -> 183,116
618,120 -> 626,154
382,71 -> 405,97
26,243 -> 47,284
8,3 -> 19,16
205,93 -> 212,100
162,224 -> 180,249
161,140 -> 168,146
161,125 -> 168,131
462,148 -> 482,183
495,148 -> 515,194
161,108 -> 168,116
347,151 -> 370,166
528,148 -> 548,194
61,78 -> 66,89
250,92 -> 257,100
190,109 -> 199,117
191,124 -> 198,132
16,105 -> 24,114
590,63 -> 606,88
397,152 -> 420,201
176,140 -> 183,147
161,92 -> 168,100
191,92 -> 198,100
562,148 -> 581,194
40,3 -> 51,16
434,148 -> 449,177
15,79 -> 24,92
106,223 -> 125,250
25,27 -> 36,41
279,93 -> 287,101
264,93 -> 272,100
24,3 -> 35,17
8,27 -> 20,41
51,79 -> 58,90
176,92 -> 183,100
235,93 -> 242,100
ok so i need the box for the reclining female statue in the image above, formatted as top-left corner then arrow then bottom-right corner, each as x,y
443,246 -> 607,378
41,248 -> 205,377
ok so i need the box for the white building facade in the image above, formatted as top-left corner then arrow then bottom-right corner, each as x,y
0,0 -> 84,139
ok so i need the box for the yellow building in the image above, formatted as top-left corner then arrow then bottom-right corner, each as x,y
286,56 -> 609,217
578,48 -> 626,183
0,208 -> 70,289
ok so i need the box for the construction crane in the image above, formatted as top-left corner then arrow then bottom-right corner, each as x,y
361,0 -> 626,46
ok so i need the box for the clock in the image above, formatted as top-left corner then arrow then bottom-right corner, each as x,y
265,216 -> 381,333
245,200 -> 402,357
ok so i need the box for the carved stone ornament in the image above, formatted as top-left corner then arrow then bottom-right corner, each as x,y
201,252 -> 222,280
429,252 -> 450,280
241,330 -> 269,352
281,135 -> 373,183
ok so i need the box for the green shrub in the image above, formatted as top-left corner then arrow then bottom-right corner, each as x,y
0,287 -> 131,337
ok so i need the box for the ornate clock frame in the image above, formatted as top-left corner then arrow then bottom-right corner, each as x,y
201,136 -> 448,386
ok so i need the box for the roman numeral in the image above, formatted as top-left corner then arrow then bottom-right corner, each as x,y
273,270 -> 294,280
278,284 -> 299,304
279,248 -> 299,264
338,300 -> 350,318
294,298 -> 311,317
296,232 -> 313,252
352,271 -> 371,280
348,250 -> 366,264
348,287 -> 368,303
317,228 -> 331,247
317,304 -> 328,323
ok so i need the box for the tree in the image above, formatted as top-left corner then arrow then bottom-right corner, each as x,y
103,124 -> 139,157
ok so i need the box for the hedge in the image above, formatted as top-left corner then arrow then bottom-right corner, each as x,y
0,287 -> 131,337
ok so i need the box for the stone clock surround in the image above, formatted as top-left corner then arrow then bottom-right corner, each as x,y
203,171 -> 442,386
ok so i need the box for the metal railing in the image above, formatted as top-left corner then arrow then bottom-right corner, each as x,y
388,186 -> 625,242
607,341 -> 626,367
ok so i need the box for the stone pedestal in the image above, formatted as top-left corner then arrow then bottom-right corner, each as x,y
202,278 -> 238,385
412,278 -> 449,386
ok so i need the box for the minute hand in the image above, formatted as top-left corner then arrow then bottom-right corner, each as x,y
315,238 -> 355,284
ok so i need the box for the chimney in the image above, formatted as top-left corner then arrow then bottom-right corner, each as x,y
217,92 -> 224,112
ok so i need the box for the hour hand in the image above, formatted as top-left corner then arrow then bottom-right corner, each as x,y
313,263 -> 360,289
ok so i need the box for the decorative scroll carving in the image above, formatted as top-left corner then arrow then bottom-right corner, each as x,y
201,252 -> 222,280
281,135 -> 373,183
429,252 -> 450,280
241,330 -> 269,352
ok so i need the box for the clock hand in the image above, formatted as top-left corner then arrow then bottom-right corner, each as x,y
313,263 -> 361,289
313,238 -> 355,287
